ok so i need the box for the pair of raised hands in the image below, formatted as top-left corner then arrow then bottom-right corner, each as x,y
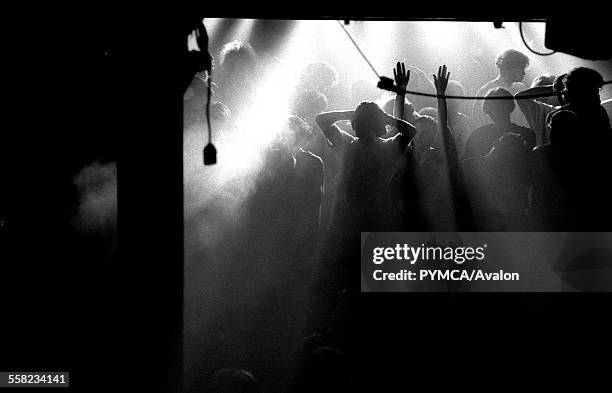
393,62 -> 451,95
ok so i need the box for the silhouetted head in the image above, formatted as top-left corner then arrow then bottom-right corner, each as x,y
446,80 -> 468,114
496,48 -> 530,83
563,67 -> 603,106
291,90 -> 328,124
548,110 -> 579,149
413,115 -> 439,153
352,101 -> 387,140
483,87 -> 515,123
275,115 -> 312,150
210,101 -> 231,129
299,61 -> 338,93
532,73 -> 559,105
193,101 -> 231,133
208,368 -> 259,393
419,107 -> 438,121
553,73 -> 568,106
218,41 -> 257,84
381,94 -> 417,122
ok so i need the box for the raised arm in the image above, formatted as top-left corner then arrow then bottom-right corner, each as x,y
393,62 -> 410,121
434,64 -> 473,229
434,65 -> 461,166
315,110 -> 356,147
433,65 -> 451,145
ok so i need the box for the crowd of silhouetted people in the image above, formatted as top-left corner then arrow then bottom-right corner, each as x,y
184,41 -> 612,393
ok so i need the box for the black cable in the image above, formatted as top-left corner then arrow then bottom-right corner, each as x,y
337,21 -> 612,100
202,72 -> 217,166
381,86 -> 561,100
519,21 -> 556,56
383,80 -> 612,100
206,75 -> 212,143
337,20 -> 381,79
201,24 -> 216,165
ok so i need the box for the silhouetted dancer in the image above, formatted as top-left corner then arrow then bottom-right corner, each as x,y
528,110 -> 578,230
515,73 -> 564,146
463,133 -> 532,230
464,87 -> 535,159
472,48 -> 531,129
432,64 -> 475,231
315,100 -> 416,295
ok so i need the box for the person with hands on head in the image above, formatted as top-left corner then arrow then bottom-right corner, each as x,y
315,102 -> 416,153
514,74 -> 564,146
314,97 -> 418,238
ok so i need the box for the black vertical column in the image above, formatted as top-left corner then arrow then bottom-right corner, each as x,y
112,19 -> 185,393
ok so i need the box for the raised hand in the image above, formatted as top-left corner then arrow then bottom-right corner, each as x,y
393,62 -> 410,92
433,65 -> 450,95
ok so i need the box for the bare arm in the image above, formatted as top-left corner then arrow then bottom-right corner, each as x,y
434,64 -> 473,229
393,62 -> 410,121
515,85 -> 556,109
515,85 -> 557,145
315,110 -> 356,147
384,114 -> 417,150
434,65 -> 452,153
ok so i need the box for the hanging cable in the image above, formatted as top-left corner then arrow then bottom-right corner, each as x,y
203,72 -> 217,165
198,22 -> 216,166
333,20 -> 610,101
337,20 -> 381,79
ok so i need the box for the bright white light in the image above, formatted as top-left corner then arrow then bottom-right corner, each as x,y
418,22 -> 461,51
234,19 -> 256,42
203,18 -> 222,36
362,21 -> 395,61
197,20 -> 305,179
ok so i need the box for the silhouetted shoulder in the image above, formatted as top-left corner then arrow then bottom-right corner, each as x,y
380,132 -> 401,142
603,98 -> 612,120
296,148 -> 324,169
463,124 -> 496,158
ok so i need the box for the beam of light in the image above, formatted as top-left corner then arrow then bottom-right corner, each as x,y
211,20 -> 308,179
205,18 -> 253,56
203,18 -> 222,37
360,21 -> 396,73
234,18 -> 256,42
186,20 -> 312,187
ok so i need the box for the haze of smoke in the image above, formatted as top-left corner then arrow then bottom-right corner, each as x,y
73,160 -> 117,238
